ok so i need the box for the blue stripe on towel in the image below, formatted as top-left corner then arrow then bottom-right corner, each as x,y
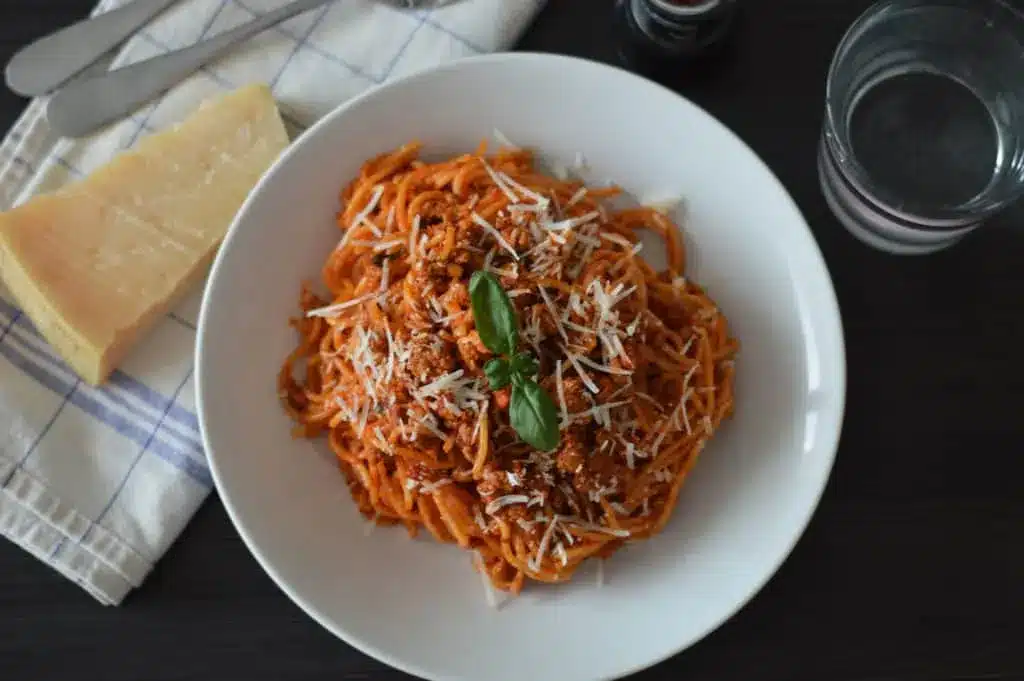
0,319 -> 211,489
0,297 -> 203,444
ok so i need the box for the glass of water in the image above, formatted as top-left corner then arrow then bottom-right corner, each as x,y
819,0 -> 1024,254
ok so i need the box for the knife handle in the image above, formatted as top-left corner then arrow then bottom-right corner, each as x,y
46,0 -> 333,139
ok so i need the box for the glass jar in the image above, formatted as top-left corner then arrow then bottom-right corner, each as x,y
614,0 -> 740,72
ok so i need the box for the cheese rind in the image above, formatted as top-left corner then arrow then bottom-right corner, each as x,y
0,84 -> 289,385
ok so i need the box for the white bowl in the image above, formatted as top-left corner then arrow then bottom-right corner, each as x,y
196,53 -> 845,681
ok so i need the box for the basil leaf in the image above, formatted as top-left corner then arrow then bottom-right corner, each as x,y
510,379 -> 561,452
509,352 -> 539,378
469,271 -> 518,356
484,357 -> 511,389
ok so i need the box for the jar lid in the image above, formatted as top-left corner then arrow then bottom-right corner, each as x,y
627,0 -> 739,54
648,0 -> 724,16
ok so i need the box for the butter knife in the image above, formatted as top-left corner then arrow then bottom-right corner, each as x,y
5,0 -> 182,97
46,0 -> 338,139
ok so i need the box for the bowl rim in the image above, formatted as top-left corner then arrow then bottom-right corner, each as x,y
196,51 -> 847,681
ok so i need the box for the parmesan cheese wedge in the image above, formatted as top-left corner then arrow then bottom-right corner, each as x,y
0,84 -> 289,385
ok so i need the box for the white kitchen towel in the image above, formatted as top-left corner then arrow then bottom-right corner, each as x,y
0,0 -> 545,605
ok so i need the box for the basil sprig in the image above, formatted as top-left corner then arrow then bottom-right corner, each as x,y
469,272 -> 560,451
510,380 -> 560,453
469,270 -> 518,356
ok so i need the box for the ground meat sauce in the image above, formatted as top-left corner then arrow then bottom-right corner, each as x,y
282,143 -> 738,593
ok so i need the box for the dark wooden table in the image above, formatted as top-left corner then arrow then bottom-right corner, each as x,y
2,2 -> 1023,680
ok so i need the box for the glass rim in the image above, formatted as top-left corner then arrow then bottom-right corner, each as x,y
648,0 -> 724,16
823,0 -> 1024,224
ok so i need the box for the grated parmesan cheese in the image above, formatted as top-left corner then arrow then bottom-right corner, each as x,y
360,216 -> 382,238
553,542 -> 569,567
416,369 -> 465,398
334,396 -> 352,421
680,334 -> 696,358
557,525 -> 576,547
626,315 -> 642,337
509,202 -> 546,214
417,415 -> 446,440
680,388 -> 693,434
493,128 -> 517,149
481,159 -> 519,203
529,515 -> 560,572
543,210 -> 601,233
472,212 -> 519,260
373,239 -> 404,252
575,354 -> 633,376
554,359 -> 569,427
567,187 -> 588,207
564,320 -> 596,335
379,257 -> 390,294
485,495 -> 530,515
567,400 -> 630,426
599,231 -> 634,249
654,469 -> 673,483
373,426 -> 392,454
651,424 -> 670,457
350,185 -> 384,232
565,519 -> 631,538
420,479 -> 451,494
610,284 -> 637,306
475,551 -> 499,609
356,400 -> 370,437
609,501 -> 630,516
498,171 -> 549,206
305,292 -> 380,318
384,322 -> 395,382
607,332 -> 628,361
681,363 -> 699,396
538,287 -> 570,345
562,347 -> 599,394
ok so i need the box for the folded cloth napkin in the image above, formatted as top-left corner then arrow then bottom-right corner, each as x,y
0,0 -> 545,605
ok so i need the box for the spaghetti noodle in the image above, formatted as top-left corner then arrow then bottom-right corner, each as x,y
279,141 -> 738,595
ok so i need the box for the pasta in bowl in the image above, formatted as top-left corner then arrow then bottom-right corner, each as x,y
196,53 -> 844,681
279,143 -> 738,596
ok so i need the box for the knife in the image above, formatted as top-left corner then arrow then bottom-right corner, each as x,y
46,0 -> 338,138
5,0 -> 182,97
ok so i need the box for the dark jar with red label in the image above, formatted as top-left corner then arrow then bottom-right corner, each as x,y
614,0 -> 740,73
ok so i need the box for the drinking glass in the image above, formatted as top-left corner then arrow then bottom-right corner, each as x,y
819,0 -> 1024,254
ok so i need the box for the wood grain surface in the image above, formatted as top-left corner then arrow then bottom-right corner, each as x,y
1,2 -> 1022,680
